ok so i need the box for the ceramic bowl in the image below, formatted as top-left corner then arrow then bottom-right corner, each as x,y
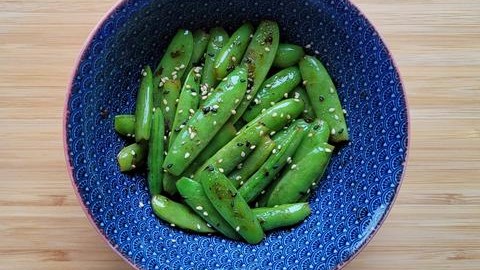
64,0 -> 409,269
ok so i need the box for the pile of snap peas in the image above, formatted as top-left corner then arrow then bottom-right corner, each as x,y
114,21 -> 349,244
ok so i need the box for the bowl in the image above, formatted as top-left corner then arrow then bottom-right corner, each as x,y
64,0 -> 409,269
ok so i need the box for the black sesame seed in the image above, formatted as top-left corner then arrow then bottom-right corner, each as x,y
313,124 -> 320,130
338,128 -> 344,134
202,106 -> 211,114
245,141 -> 251,147
167,164 -> 173,168
319,95 -> 325,102
206,165 -> 214,171
272,164 -> 279,170
237,142 -> 244,147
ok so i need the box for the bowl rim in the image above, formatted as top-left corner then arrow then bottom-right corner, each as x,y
63,0 -> 411,269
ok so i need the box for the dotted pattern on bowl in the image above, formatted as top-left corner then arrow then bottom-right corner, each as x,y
65,0 -> 408,269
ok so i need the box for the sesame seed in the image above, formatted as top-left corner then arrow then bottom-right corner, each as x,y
202,95 -> 208,100
291,164 -> 297,169
315,50 -> 320,54
203,211 -> 208,216
270,131 -> 276,136
235,226 -> 240,232
329,108 -> 335,113
174,66 -> 180,71
190,132 -> 196,139
261,108 -> 266,113
231,109 -> 237,115
219,168 -> 224,173
294,92 -> 300,99
265,47 -> 271,52
254,98 -> 260,104
325,148 -> 332,153
131,164 -> 136,169
213,120 -> 217,126
334,114 -> 339,120
287,114 -> 291,119
141,70 -> 147,76
331,128 -> 336,135
170,223 -> 176,227
206,223 -> 212,228
308,133 -> 313,137
235,176 -> 242,181
231,56 -> 236,62
191,92 -> 197,96
272,149 -> 277,154
343,109 -> 347,114
171,71 -> 178,76
272,112 -> 278,117
189,108 -> 195,114
265,84 -> 272,88
162,99 -> 168,105
250,145 -> 256,150
305,44 -> 312,49
139,201 -> 144,207
330,87 -> 335,93
186,84 -> 192,89
179,64 -> 186,69
195,73 -> 201,78
259,130 -> 264,136
126,133 -> 131,137
178,109 -> 183,114
131,150 -> 136,155
184,152 -> 191,159
287,157 -> 292,164
293,98 -> 301,102
241,151 -> 246,157
284,92 -> 289,98
218,158 -> 224,163
280,113 -> 284,118
239,181 -> 244,185
237,163 -> 243,169
303,80 -> 308,85
235,98 -> 240,103
196,224 -> 201,230
196,206 -> 203,210
246,95 -> 252,100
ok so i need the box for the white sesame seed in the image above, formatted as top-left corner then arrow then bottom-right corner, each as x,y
272,149 -> 277,154
191,92 -> 197,96
235,176 -> 242,181
325,148 -> 332,153
126,133 -> 131,137
235,98 -> 240,103
343,109 -> 347,114
190,132 -> 196,139
231,109 -> 237,115
218,158 -> 224,163
294,92 -> 300,99
308,133 -> 313,137
203,211 -> 208,216
261,108 -> 266,113
254,98 -> 260,104
259,130 -> 264,136
330,87 -> 335,93
270,131 -> 276,136
213,120 -> 217,126
291,164 -> 297,170
196,224 -> 201,230
180,64 -> 186,69
315,50 -> 320,54
131,164 -> 136,169
270,101 -> 276,106
331,128 -> 336,135
305,44 -> 312,49
195,73 -> 201,78
231,56 -> 237,62
170,223 -> 176,227
287,114 -> 291,119
280,113 -> 284,118
141,70 -> 147,76
219,168 -> 224,173
202,95 -> 208,100
246,95 -> 252,100
171,71 -> 178,76
239,181 -> 244,185
250,145 -> 256,150
293,98 -> 301,102
162,99 -> 168,105
184,152 -> 191,159
131,150 -> 136,155
261,190 -> 266,194
139,201 -> 144,207
196,206 -> 203,210
185,84 -> 192,89
235,226 -> 240,232
287,156 -> 292,164
272,112 -> 278,117
265,84 -> 272,88
189,108 -> 195,114
241,151 -> 246,157
334,114 -> 339,120
237,163 -> 243,169
165,106 -> 170,112
329,108 -> 335,113
265,47 -> 271,52
284,92 -> 289,98
303,80 -> 308,85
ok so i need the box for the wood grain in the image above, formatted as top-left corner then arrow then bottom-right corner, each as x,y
0,0 -> 479,269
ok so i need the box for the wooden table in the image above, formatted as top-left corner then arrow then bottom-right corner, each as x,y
1,0 -> 479,269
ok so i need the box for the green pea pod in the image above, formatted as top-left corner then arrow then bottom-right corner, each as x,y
199,167 -> 264,244
170,68 -> 201,148
228,136 -> 275,188
299,55 -> 349,142
194,124 -> 270,178
182,122 -> 236,178
147,109 -> 165,195
116,143 -> 146,172
239,99 -> 304,133
214,23 -> 254,80
265,143 -> 334,206
151,195 -> 215,233
290,86 -> 316,123
294,119 -> 330,161
153,29 -> 193,106
272,43 -> 305,68
176,177 -> 240,240
238,121 -> 306,203
181,30 -> 210,82
201,27 -> 229,91
231,20 -> 280,123
114,114 -> 135,137
243,67 -> 302,122
160,79 -> 182,133
163,66 -> 248,176
253,203 -> 311,231
162,172 -> 178,196
134,66 -> 154,142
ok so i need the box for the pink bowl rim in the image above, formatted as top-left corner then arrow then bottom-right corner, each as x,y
62,0 -> 411,269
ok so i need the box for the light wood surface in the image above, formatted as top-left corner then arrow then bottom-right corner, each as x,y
1,0 -> 479,269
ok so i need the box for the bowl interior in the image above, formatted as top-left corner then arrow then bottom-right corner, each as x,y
65,0 -> 408,269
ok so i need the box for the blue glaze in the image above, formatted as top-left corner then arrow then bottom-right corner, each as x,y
65,0 -> 408,269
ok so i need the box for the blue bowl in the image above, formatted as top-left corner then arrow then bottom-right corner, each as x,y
64,0 -> 409,269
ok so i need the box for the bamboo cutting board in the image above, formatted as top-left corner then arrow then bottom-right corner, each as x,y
0,0 -> 479,269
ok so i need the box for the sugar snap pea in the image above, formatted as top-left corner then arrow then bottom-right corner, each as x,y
214,23 -> 253,80
181,30 -> 210,82
163,66 -> 248,176
231,20 -> 280,123
272,43 -> 305,68
238,121 -> 306,203
134,66 -> 153,142
151,195 -> 214,233
299,55 -> 349,142
182,122 -> 236,178
116,143 -> 146,172
160,79 -> 182,134
199,167 -> 264,244
153,29 -> 193,106
194,124 -> 270,178
253,203 -> 311,231
201,27 -> 229,92
242,66 -> 302,122
290,86 -> 316,123
176,177 -> 240,240
265,143 -> 334,206
114,114 -> 135,137
147,109 -> 165,195
294,119 -> 330,161
228,136 -> 275,188
239,98 -> 304,133
169,68 -> 200,148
